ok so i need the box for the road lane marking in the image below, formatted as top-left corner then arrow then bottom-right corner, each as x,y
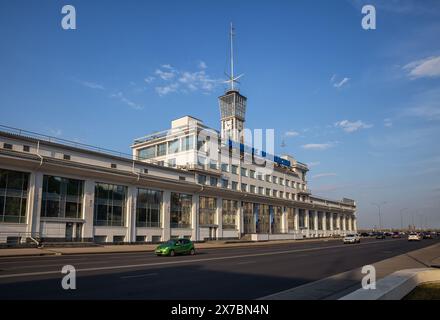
120,273 -> 158,279
0,239 -> 404,279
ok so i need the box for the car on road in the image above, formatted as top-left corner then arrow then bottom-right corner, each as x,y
360,232 -> 369,237
391,232 -> 401,238
343,234 -> 361,244
155,238 -> 195,256
375,232 -> 386,239
408,233 -> 421,241
422,233 -> 433,239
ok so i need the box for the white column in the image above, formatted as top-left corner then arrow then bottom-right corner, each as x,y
162,190 -> 171,241
329,212 -> 334,231
282,207 -> 288,233
191,194 -> 199,241
314,211 -> 318,232
353,217 -> 358,232
322,212 -> 327,231
82,179 -> 95,241
126,186 -> 137,243
305,209 -> 310,237
342,214 -> 346,232
216,197 -> 223,239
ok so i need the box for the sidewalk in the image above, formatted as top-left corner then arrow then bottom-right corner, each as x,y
0,237 -> 337,258
259,242 -> 440,300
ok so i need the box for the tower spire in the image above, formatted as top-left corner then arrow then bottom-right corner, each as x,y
225,22 -> 243,91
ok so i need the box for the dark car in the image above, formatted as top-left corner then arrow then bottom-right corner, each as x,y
376,233 -> 386,239
423,233 -> 433,239
360,232 -> 369,237
391,232 -> 401,238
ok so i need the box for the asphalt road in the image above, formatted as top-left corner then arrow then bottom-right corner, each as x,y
0,237 -> 438,299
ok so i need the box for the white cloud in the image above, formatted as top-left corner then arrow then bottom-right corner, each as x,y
312,173 -> 337,179
78,80 -> 105,90
155,83 -> 180,96
334,120 -> 373,133
333,77 -> 350,88
155,68 -> 176,81
284,130 -> 299,137
403,56 -> 440,79
384,118 -> 393,127
147,63 -> 221,96
307,161 -> 321,168
110,92 -> 143,110
301,143 -> 335,150
144,76 -> 155,84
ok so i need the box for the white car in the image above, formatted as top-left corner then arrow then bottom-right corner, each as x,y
343,234 -> 361,244
408,233 -> 421,241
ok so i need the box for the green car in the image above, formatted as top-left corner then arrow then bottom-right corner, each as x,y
155,238 -> 195,256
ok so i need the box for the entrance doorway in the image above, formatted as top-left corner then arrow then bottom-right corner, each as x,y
65,223 -> 73,241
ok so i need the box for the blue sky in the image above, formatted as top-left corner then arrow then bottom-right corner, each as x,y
1,0 -> 440,228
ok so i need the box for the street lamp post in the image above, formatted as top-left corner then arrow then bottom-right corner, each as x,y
371,202 -> 386,231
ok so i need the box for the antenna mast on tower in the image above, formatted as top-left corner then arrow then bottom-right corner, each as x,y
226,22 -> 243,91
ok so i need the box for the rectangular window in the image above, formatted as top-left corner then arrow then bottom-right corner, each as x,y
198,175 -> 207,185
265,175 -> 271,182
41,175 -> 83,219
94,183 -> 127,226
299,209 -> 306,228
170,193 -> 192,228
3,143 -> 12,150
157,143 -> 167,156
272,176 -> 278,184
221,179 -> 229,188
168,139 -> 180,154
241,183 -> 247,192
258,187 -> 264,195
241,168 -> 247,177
136,188 -> 162,228
138,146 -> 156,160
222,199 -> 237,229
181,136 -> 194,151
257,173 -> 263,180
199,196 -> 216,226
231,165 -> 238,174
0,169 -> 29,223
210,177 -> 218,187
23,145 -> 30,152
287,207 -> 295,230
265,188 -> 271,196
221,163 -> 229,172
272,206 -> 283,234
250,170 -> 256,179
280,178 -> 284,186
279,191 -> 284,198
250,185 -> 256,193
232,181 -> 238,191
210,161 -> 218,170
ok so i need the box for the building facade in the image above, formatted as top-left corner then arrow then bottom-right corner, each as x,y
0,115 -> 356,244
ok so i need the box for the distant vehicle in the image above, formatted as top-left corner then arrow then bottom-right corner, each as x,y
422,233 -> 433,239
343,234 -> 361,244
384,232 -> 393,237
408,233 -> 421,241
376,233 -> 386,239
368,232 -> 375,237
155,238 -> 195,256
391,232 -> 401,238
360,232 -> 369,237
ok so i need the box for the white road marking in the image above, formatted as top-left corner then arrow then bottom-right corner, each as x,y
0,239 -> 404,279
120,273 -> 158,279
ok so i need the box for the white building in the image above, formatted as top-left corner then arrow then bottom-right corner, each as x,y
0,26 -> 356,245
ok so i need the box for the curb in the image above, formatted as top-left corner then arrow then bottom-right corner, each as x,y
339,268 -> 440,300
